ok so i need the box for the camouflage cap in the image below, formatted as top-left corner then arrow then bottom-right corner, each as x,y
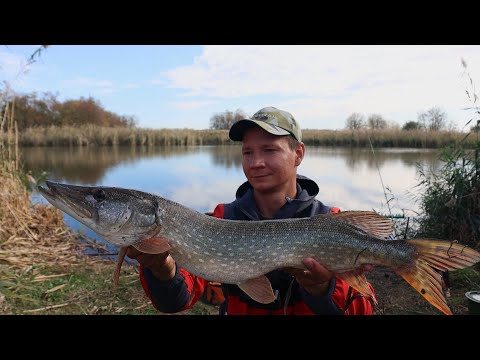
229,106 -> 302,142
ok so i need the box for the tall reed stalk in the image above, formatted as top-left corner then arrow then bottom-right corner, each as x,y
0,86 -> 20,173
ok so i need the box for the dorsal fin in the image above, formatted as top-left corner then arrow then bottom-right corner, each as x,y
327,211 -> 394,239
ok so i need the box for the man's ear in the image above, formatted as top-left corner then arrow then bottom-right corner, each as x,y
295,142 -> 305,166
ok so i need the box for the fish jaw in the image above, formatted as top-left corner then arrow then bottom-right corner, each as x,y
38,181 -> 162,248
38,181 -> 95,222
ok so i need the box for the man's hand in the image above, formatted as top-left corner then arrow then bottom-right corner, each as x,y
126,246 -> 176,281
284,258 -> 333,297
285,258 -> 375,297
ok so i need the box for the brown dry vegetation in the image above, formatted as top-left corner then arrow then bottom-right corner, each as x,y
303,128 -> 466,148
17,126 -> 231,146
0,163 -> 218,315
0,126 -> 475,148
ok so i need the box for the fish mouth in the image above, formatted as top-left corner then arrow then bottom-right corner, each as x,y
38,181 -> 93,219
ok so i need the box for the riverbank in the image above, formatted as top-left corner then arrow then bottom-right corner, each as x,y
1,154 -> 477,315
0,163 -> 217,315
4,125 -> 477,148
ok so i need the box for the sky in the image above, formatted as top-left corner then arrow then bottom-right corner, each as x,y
1,45 -> 480,131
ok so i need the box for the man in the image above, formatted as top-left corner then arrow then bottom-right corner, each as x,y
126,106 -> 374,315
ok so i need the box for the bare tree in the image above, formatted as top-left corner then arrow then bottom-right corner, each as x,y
210,109 -> 248,130
417,107 -> 447,131
367,114 -> 387,130
345,112 -> 365,130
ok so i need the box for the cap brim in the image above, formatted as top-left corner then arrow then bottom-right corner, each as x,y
229,119 -> 291,141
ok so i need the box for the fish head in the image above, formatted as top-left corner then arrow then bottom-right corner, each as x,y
38,181 -> 161,247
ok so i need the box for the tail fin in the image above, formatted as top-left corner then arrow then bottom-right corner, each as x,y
408,239 -> 480,271
394,239 -> 480,315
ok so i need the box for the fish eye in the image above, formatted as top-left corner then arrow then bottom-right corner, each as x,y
93,189 -> 106,202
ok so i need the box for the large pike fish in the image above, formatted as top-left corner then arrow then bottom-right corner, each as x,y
38,181 -> 480,315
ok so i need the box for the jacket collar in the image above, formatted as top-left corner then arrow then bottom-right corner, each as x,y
234,174 -> 320,220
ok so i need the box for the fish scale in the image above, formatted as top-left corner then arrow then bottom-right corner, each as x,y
38,181 -> 480,315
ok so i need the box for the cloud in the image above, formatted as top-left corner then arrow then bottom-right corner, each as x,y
163,45 -> 480,128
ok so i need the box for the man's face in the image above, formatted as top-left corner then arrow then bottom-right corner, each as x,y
241,126 -> 302,194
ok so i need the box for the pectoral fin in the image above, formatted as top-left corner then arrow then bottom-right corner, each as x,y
113,246 -> 129,287
337,270 -> 377,305
238,276 -> 276,304
133,236 -> 171,254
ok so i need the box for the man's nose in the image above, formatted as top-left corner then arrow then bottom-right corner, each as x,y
248,154 -> 265,168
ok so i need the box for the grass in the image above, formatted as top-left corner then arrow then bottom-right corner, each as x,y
0,261 -> 218,315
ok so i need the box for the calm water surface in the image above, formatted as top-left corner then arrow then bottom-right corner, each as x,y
22,145 -> 441,246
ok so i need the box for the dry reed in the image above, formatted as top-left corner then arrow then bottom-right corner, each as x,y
0,85 -> 106,270
6,125 -> 474,149
0,92 -> 114,314
0,172 -> 84,269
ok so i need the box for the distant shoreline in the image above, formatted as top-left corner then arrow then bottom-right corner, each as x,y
2,125 -> 476,149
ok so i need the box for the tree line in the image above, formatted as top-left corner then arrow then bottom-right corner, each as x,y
0,91 -> 461,133
345,107 -> 452,131
1,92 -> 137,131
209,109 -> 248,130
209,107 -> 456,132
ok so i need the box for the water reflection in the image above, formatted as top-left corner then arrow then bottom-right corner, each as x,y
306,147 -> 441,172
209,145 -> 243,168
296,147 -> 441,215
23,145 -> 442,216
21,146 -> 203,183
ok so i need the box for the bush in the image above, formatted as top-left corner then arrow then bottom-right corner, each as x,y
415,143 -> 480,249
